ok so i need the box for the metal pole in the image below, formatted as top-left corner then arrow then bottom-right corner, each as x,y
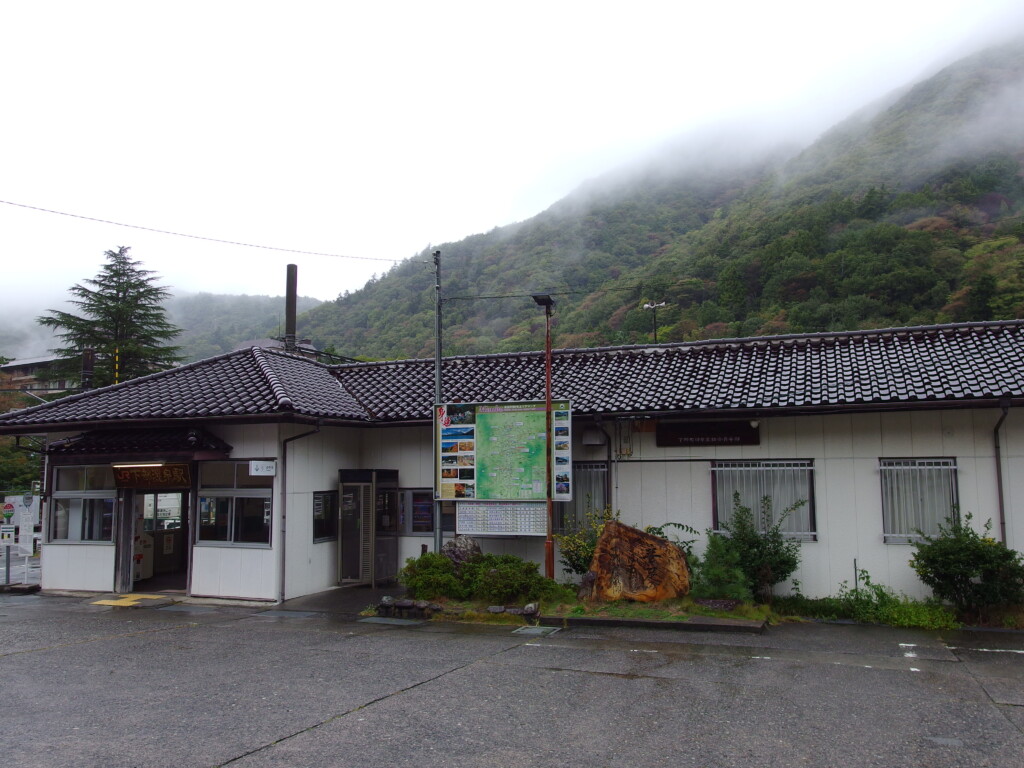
543,303 -> 554,579
433,250 -> 444,553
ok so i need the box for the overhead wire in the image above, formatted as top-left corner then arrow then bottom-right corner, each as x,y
0,199 -> 399,263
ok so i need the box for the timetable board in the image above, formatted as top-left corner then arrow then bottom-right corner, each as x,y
456,501 -> 547,536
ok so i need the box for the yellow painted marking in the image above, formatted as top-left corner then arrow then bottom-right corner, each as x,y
91,593 -> 167,607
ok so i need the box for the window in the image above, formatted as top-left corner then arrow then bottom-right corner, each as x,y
557,462 -> 608,534
397,490 -> 455,535
197,461 -> 272,545
880,458 -> 958,543
313,491 -> 338,541
50,466 -> 116,542
712,460 -> 816,540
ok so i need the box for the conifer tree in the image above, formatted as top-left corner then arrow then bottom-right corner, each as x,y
37,246 -> 182,388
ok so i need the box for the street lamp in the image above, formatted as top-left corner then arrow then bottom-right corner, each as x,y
642,301 -> 667,343
532,293 -> 555,579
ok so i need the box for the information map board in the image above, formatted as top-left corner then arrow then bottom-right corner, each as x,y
435,400 -> 572,502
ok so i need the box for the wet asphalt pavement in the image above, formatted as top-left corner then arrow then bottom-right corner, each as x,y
1,588 -> 1022,768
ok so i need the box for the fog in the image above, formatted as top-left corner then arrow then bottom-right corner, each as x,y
2,1 -> 1023,359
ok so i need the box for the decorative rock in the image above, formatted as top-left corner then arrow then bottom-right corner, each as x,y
505,607 -> 523,615
487,606 -> 505,614
395,598 -> 415,609
578,519 -> 690,603
380,595 -> 395,605
441,535 -> 483,569
523,602 -> 539,616
414,600 -> 430,610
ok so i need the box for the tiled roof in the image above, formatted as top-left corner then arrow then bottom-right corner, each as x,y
0,347 -> 368,430
336,321 -> 1024,422
1,321 -> 1023,432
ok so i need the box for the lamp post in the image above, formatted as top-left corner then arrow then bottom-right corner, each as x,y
532,293 -> 555,579
642,301 -> 667,343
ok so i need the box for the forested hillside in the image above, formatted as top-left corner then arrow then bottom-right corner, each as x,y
297,39 -> 1024,360
165,292 -> 321,361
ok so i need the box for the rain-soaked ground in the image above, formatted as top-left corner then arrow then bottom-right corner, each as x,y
1,586 -> 1022,767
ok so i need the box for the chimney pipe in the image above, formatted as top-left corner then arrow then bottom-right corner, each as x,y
285,264 -> 298,352
81,348 -> 95,391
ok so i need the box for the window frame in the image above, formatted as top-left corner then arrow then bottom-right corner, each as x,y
879,457 -> 959,544
711,459 -> 817,541
313,490 -> 338,543
397,489 -> 455,536
196,461 -> 273,548
556,462 -> 609,534
49,465 -> 117,544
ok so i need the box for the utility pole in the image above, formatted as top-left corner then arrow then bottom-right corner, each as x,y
642,301 -> 667,343
432,250 -> 444,553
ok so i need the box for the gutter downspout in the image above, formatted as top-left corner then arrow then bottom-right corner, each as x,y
280,423 -> 321,603
994,400 -> 1010,544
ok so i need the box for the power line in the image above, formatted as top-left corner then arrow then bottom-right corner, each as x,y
0,199 -> 399,263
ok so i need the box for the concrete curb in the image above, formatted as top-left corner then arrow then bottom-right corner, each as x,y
539,614 -> 767,634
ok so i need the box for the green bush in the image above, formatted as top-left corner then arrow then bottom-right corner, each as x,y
721,494 -> 802,602
399,551 -> 573,604
399,552 -> 467,600
910,514 -> 1024,620
552,507 -> 619,575
688,532 -> 752,602
773,571 -> 959,630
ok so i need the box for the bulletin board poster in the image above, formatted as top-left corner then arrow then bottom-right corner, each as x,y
435,400 -> 572,502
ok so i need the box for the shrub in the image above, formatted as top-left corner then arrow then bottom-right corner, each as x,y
772,571 -> 959,630
552,507 -> 619,575
462,554 -> 550,604
399,552 -> 466,600
836,570 -> 959,629
721,494 -> 802,602
910,514 -> 1024,620
399,551 -> 573,605
688,532 -> 752,602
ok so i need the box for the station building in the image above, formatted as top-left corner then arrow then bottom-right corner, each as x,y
0,319 -> 1021,602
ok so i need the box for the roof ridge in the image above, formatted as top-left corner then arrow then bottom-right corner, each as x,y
251,348 -> 295,410
329,319 -> 1024,369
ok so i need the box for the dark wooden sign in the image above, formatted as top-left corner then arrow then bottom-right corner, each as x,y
655,420 -> 760,447
113,464 -> 192,489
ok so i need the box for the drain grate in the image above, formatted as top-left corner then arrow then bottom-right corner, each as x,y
358,616 -> 423,626
512,625 -> 560,636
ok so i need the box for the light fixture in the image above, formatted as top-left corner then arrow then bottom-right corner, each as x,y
532,293 -> 554,308
111,462 -> 166,469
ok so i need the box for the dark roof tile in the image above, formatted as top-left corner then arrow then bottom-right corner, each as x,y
3,321 -> 1024,431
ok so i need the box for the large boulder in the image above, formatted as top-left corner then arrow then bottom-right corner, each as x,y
578,520 -> 690,602
441,534 -> 482,569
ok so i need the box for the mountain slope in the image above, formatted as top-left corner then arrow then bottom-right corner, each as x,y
298,39 -> 1024,360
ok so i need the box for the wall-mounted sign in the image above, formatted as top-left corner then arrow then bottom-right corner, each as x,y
655,420 -> 761,447
113,464 -> 192,489
457,501 -> 547,536
435,400 -> 572,501
249,460 -> 277,476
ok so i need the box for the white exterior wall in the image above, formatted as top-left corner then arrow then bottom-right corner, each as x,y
41,543 -> 115,592
610,409 -> 1021,599
190,424 -> 282,601
280,425 -> 362,600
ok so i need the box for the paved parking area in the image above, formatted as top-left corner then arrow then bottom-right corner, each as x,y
1,591 -> 1022,767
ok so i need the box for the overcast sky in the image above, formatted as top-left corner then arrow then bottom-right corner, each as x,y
3,1 -> 1023,340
